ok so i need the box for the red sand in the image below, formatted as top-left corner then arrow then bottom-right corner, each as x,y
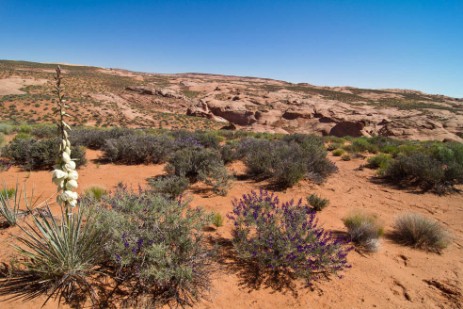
0,150 -> 462,308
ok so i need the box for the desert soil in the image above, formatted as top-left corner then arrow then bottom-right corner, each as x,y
0,150 -> 462,309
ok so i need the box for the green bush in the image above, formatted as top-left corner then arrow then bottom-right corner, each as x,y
31,124 -> 57,138
239,137 -> 336,188
238,138 -> 275,179
343,211 -> 384,252
384,143 -> 463,193
0,123 -> 14,134
92,186 -> 213,307
272,142 -> 308,188
392,213 -> 450,253
149,175 -> 189,198
367,136 -> 403,155
307,194 -> 329,211
70,127 -> 136,150
367,153 -> 392,175
18,124 -> 32,134
350,137 -> 378,153
332,149 -> 345,156
171,130 -> 221,149
2,137 -> 86,170
166,147 -> 229,195
103,134 -> 173,164
220,142 -> 239,164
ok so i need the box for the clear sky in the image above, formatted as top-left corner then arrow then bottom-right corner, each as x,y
1,0 -> 462,97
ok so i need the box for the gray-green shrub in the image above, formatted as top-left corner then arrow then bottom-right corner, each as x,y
166,147 -> 229,195
384,143 -> 463,193
2,137 -> 86,170
103,134 -> 173,164
149,175 -> 189,198
92,186 -> 213,307
239,137 -> 336,188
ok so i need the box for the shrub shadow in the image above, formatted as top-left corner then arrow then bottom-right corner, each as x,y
210,236 -> 299,297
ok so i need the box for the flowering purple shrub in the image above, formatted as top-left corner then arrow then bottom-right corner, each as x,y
228,190 -> 351,284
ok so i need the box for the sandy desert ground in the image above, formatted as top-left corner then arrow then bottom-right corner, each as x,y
0,149 -> 461,309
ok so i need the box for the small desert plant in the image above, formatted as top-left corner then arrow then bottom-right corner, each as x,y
211,212 -> 224,227
392,213 -> 450,253
326,143 -> 342,151
307,193 -> 329,211
84,186 -> 108,201
341,154 -> 351,161
229,190 -> 351,285
0,187 -> 16,200
343,211 -> 384,252
332,149 -> 345,156
0,184 -> 27,227
149,175 -> 189,198
0,181 -> 37,227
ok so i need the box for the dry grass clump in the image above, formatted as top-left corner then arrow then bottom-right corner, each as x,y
392,213 -> 450,253
343,211 -> 384,252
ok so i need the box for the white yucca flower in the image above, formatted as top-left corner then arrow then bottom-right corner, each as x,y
52,169 -> 67,181
62,152 -> 71,164
65,180 -> 78,190
64,161 -> 76,172
68,170 -> 79,180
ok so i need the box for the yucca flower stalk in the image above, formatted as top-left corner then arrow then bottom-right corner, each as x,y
0,67 -> 107,307
51,66 -> 79,214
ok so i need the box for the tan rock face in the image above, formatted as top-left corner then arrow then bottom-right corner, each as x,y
1,60 -> 461,141
170,77 -> 463,142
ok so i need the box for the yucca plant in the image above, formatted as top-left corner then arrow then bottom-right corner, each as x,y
0,66 -> 107,307
0,205 -> 108,305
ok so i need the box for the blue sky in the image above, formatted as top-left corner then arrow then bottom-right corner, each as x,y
1,0 -> 462,97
